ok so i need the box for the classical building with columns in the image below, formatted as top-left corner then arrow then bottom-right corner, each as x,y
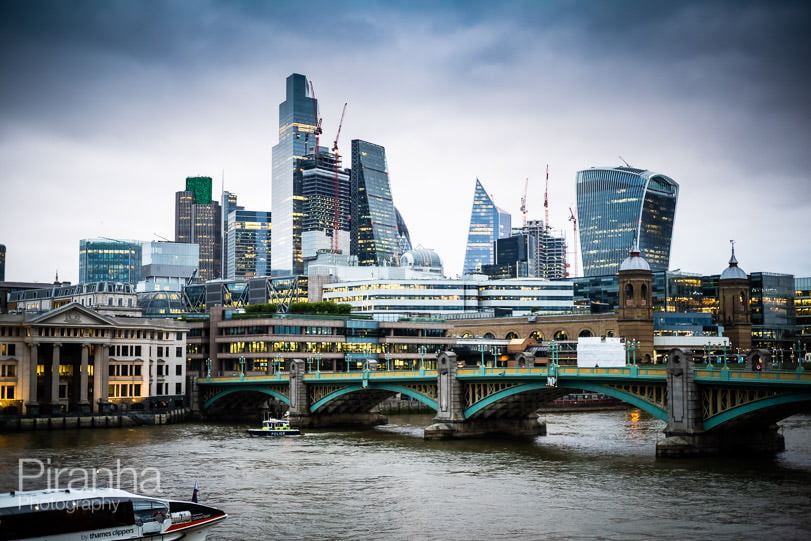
0,302 -> 188,416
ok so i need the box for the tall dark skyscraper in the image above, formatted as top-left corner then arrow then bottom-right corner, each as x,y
350,139 -> 400,266
271,73 -> 319,276
0,244 -> 5,281
463,179 -> 511,274
576,166 -> 678,277
175,176 -> 222,281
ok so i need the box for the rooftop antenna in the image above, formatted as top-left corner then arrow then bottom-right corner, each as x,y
153,233 -> 171,242
619,156 -> 631,168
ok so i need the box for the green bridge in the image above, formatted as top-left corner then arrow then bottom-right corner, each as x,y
196,350 -> 811,456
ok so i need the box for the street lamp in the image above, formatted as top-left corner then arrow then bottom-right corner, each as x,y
315,352 -> 321,374
419,345 -> 426,372
239,356 -> 245,379
205,357 -> 211,379
274,354 -> 282,377
626,339 -> 638,366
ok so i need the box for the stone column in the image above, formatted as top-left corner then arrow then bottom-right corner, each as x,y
424,352 -> 465,439
78,343 -> 90,414
656,348 -> 707,456
287,359 -> 308,424
50,343 -> 62,414
26,343 -> 40,416
94,344 -> 111,413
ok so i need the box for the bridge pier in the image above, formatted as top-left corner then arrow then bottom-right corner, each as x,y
656,349 -> 786,457
424,352 -> 546,440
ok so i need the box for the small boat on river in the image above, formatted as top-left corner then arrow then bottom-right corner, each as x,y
247,415 -> 302,437
0,487 -> 227,540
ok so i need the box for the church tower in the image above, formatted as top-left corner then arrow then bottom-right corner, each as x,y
718,241 -> 752,351
617,246 -> 654,363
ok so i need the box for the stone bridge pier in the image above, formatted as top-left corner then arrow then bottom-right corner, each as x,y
424,352 -> 546,440
656,349 -> 785,457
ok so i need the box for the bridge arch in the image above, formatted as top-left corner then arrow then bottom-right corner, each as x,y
703,393 -> 811,431
203,386 -> 290,410
310,383 -> 438,413
463,381 -> 668,421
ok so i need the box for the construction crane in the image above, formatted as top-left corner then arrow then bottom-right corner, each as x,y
332,102 -> 348,253
568,206 -> 579,278
544,164 -> 551,232
520,177 -> 528,227
307,80 -> 323,156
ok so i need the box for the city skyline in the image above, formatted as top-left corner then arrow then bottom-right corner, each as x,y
1,1 -> 810,283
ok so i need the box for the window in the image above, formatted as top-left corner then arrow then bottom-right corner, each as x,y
175,365 -> 182,376
176,347 -> 182,357
175,382 -> 182,394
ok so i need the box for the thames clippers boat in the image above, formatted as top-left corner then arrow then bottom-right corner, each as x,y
0,487 -> 226,540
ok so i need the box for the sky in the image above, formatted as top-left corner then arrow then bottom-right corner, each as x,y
1,0 -> 809,284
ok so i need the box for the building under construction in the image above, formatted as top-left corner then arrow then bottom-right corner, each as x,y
518,220 -> 568,279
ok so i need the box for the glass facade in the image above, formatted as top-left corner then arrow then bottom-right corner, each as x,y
79,239 -> 142,284
139,241 -> 199,292
796,277 -> 811,349
351,140 -> 400,266
576,166 -> 678,276
0,243 -> 5,281
750,272 -> 796,350
394,207 -> 413,256
271,73 -> 318,276
226,210 -> 272,279
463,179 -> 511,275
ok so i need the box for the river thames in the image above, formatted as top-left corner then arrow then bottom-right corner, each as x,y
2,410 -> 811,540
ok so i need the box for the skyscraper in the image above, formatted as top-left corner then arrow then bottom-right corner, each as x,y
518,220 -> 568,279
271,73 -> 319,276
0,244 -> 5,281
576,166 -> 678,277
351,139 -> 400,266
226,210 -> 272,279
79,238 -> 142,284
298,152 -> 350,261
175,176 -> 222,281
463,179 -> 511,275
221,190 -> 243,277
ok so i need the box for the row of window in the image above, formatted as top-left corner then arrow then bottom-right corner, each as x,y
0,327 -> 22,337
223,342 -> 444,355
108,383 -> 141,398
0,385 -> 14,399
1,344 -> 16,357
0,364 -> 15,377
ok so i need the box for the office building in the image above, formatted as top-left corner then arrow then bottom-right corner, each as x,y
463,179 -> 511,275
395,208 -> 413,257
175,176 -> 222,281
795,277 -> 811,351
138,241 -> 199,292
79,238 -> 142,284
298,152 -> 350,261
271,73 -> 319,276
576,166 -> 678,276
483,235 -> 534,279
226,210 -> 272,279
351,140 -> 400,266
221,190 -> 244,277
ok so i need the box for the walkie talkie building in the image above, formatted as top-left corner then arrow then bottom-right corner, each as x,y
576,166 -> 678,277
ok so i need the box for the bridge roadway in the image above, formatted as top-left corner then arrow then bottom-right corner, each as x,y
196,350 -> 811,456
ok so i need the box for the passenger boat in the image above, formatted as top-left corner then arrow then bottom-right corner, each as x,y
0,487 -> 226,540
247,415 -> 301,437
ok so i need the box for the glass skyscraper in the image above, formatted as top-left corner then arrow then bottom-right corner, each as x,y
79,238 -> 143,284
298,152 -> 350,260
271,73 -> 318,276
350,139 -> 400,266
226,210 -> 272,279
576,166 -> 678,277
463,179 -> 511,275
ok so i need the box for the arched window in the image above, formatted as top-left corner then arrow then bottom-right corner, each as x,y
461,332 -> 473,338
607,330 -> 615,337
505,332 -> 519,340
625,283 -> 633,300
641,284 -> 648,299
553,330 -> 568,341
529,331 -> 543,341
578,329 -> 592,338
483,333 -> 495,339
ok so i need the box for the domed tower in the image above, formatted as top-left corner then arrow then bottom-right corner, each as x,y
718,241 -> 752,351
617,245 -> 654,363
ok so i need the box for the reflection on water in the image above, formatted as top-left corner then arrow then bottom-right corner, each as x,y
2,411 -> 811,540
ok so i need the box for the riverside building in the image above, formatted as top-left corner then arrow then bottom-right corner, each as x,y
0,302 -> 188,415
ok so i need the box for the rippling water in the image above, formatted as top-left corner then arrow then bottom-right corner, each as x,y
2,411 -> 811,540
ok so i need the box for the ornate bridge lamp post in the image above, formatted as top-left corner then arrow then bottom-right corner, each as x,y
239,356 -> 246,380
795,339 -> 805,373
418,345 -> 426,374
704,344 -> 713,371
273,354 -> 282,378
205,358 -> 211,380
549,341 -> 560,367
625,339 -> 639,367
719,343 -> 729,369
307,356 -> 313,374
315,352 -> 322,374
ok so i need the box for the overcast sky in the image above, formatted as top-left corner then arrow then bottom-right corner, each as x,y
1,0 -> 809,284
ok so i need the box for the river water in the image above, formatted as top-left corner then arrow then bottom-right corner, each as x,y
2,411 -> 811,540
